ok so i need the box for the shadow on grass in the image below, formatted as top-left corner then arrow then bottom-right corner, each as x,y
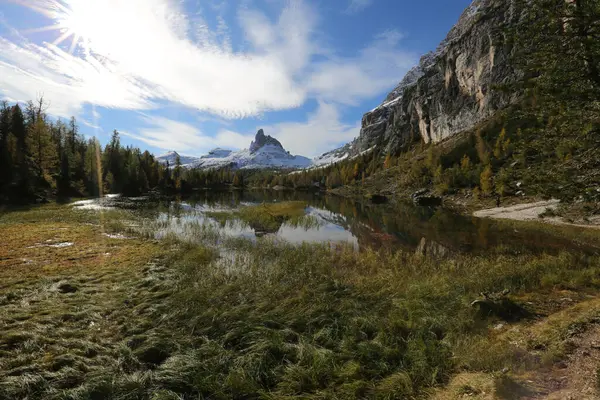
495,375 -> 537,399
473,297 -> 533,322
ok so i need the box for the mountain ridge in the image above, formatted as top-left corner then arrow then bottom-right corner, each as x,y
156,129 -> 312,170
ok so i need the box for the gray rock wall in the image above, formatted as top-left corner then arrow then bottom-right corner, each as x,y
353,0 -> 521,155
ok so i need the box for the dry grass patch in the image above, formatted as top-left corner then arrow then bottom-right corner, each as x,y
0,204 -> 176,399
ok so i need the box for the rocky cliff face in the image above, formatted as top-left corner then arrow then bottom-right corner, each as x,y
250,129 -> 285,154
351,0 -> 520,155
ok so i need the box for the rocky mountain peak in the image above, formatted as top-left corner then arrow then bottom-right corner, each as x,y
157,128 -> 311,170
250,129 -> 284,153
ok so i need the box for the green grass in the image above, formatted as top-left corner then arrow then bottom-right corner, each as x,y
1,203 -> 600,399
207,201 -> 319,233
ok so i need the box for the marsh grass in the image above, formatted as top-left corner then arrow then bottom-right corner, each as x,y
144,238 -> 600,399
1,203 -> 600,399
207,201 -> 319,233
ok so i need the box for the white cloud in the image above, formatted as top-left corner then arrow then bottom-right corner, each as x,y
1,0 -> 416,156
260,102 -> 360,157
1,0 -> 414,118
238,0 -> 322,76
122,114 -> 254,155
80,118 -> 101,131
0,37 -> 152,117
218,102 -> 360,158
1,0 -> 308,119
307,29 -> 416,105
213,129 -> 255,150
122,115 -> 210,154
346,0 -> 373,14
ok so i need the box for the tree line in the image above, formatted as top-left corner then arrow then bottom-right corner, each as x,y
0,99 -> 185,203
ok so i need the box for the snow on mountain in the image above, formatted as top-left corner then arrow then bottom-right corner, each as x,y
204,148 -> 232,158
312,143 -> 352,167
311,143 -> 377,170
194,144 -> 312,170
156,151 -> 202,167
156,130 -> 312,170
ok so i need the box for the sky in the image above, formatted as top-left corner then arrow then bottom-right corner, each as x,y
0,0 -> 472,158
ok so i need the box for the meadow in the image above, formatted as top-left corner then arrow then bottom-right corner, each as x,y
1,202 -> 599,399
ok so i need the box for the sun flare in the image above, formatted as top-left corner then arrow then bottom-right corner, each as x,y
16,0 -> 110,54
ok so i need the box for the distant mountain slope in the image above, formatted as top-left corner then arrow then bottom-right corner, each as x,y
156,129 -> 312,170
155,151 -> 203,167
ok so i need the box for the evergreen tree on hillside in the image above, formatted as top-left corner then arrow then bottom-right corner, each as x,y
0,98 -> 172,203
514,0 -> 600,107
11,105 -> 35,197
173,155 -> 182,191
84,138 -> 102,196
28,115 -> 56,178
0,102 -> 14,192
69,117 -> 78,154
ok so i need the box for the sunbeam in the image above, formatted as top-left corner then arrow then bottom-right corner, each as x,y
21,24 -> 63,34
11,0 -> 107,54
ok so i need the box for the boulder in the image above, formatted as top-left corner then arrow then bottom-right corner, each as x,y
369,194 -> 388,204
411,189 -> 442,207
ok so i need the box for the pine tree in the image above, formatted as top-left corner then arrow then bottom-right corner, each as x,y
84,138 -> 102,196
384,154 -> 392,169
58,147 -> 71,196
480,165 -> 494,196
0,101 -> 13,191
173,155 -> 182,191
460,155 -> 472,172
493,128 -> 506,159
28,117 -> 55,178
475,129 -> 490,165
69,117 -> 78,154
0,98 -> 171,202
11,105 -> 33,197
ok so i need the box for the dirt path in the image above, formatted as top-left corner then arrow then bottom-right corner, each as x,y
525,324 -> 600,399
434,298 -> 600,400
473,200 -> 560,221
474,200 -> 600,230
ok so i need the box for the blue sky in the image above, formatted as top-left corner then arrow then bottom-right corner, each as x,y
0,0 -> 471,157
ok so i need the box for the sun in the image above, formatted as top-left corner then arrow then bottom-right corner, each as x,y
15,0 -> 107,54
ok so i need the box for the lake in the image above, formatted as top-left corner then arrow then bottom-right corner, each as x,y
72,190 -> 599,256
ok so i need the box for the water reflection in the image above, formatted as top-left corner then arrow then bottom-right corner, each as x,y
74,190 -> 600,255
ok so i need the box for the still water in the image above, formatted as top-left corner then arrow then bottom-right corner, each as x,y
73,190 -> 599,256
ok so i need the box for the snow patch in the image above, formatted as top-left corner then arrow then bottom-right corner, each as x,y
103,233 -> 132,240
49,242 -> 74,248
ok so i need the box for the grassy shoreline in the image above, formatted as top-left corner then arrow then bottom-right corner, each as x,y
1,202 -> 600,399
